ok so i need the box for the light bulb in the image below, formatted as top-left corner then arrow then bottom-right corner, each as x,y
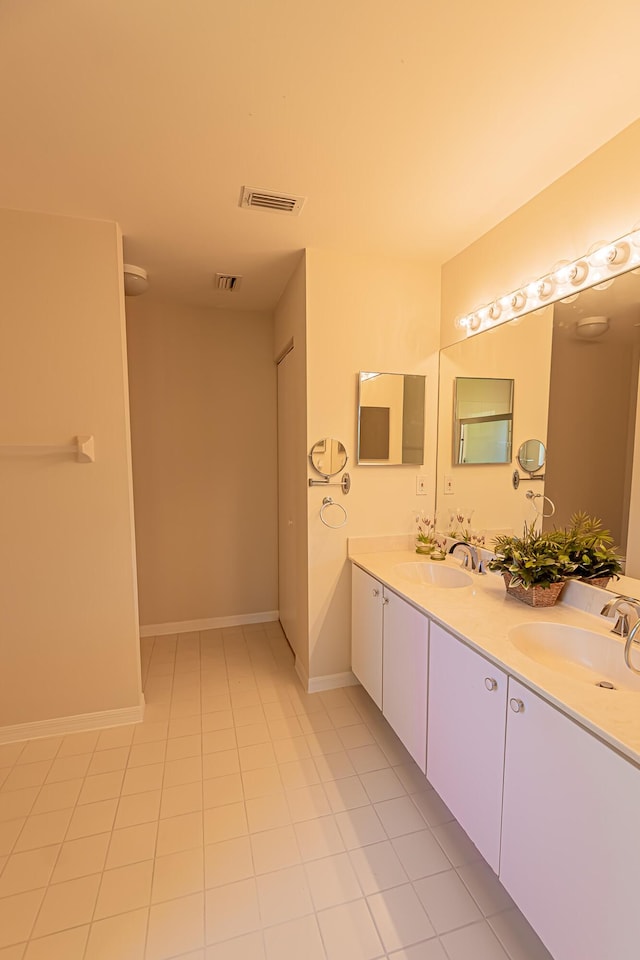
488,301 -> 502,321
468,314 -> 481,331
553,260 -> 589,286
509,291 -> 527,312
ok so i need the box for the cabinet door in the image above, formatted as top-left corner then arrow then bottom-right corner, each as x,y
501,679 -> 640,960
427,622 -> 507,872
382,589 -> 429,772
351,565 -> 383,708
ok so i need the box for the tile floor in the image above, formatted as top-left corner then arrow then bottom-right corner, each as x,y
0,624 -> 554,960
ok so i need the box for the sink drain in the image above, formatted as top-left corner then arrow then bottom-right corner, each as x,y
595,680 -> 616,690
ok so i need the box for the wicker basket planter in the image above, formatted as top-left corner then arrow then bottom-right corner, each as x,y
502,573 -> 566,607
580,576 -> 611,590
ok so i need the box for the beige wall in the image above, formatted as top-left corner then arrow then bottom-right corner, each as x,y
304,250 -> 441,679
0,208 -> 141,726
126,298 -> 278,628
441,119 -> 640,348
437,309 -> 553,535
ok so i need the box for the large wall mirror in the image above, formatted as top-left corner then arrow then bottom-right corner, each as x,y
357,372 -> 425,465
453,377 -> 514,464
436,268 -> 640,576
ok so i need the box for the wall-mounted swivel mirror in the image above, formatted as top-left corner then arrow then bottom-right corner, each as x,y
357,372 -> 425,465
453,377 -> 514,465
309,438 -> 348,477
517,439 -> 546,474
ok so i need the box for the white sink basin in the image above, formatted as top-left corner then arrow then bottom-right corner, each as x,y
394,561 -> 473,589
508,622 -> 640,692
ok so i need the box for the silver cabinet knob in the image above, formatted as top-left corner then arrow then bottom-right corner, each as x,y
381,596 -> 390,605
372,588 -> 380,598
484,677 -> 497,691
510,698 -> 525,714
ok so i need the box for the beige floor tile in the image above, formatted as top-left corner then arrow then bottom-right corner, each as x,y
168,716 -> 202,739
0,744 -> 24,766
439,919 -> 510,960
235,724 -> 270,748
264,914 -> 325,960
152,847 -> 204,902
347,745 -> 389,775
0,945 -> 27,960
96,726 -> 135,750
0,889 -> 44,949
457,861 -> 514,917
250,825 -> 300,874
202,711 -> 233,733
205,931 -> 265,959
156,811 -> 203,856
14,809 -> 72,851
374,797 -> 427,838
15,739 -> 61,766
334,807 -> 387,850
305,730 -> 343,756
317,898 -> 384,960
256,864 -> 313,927
84,907 -> 148,960
414,870 -> 482,934
314,751 -> 356,782
57,731 -> 100,758
285,784 -> 331,823
267,716 -> 303,741
128,741 -> 167,768
348,840 -> 408,894
147,892 -> 205,960
87,746 -> 130,776
278,758 -> 319,790
202,750 -> 240,779
394,761 -> 430,795
106,821 -> 158,868
391,830 -> 451,880
305,852 -> 362,910
166,735 -> 202,761
238,744 -> 277,772
294,815 -> 345,862
205,878 -> 261,943
132,721 -> 169,744
272,737 -> 311,763
488,907 -> 554,960
367,883 -> 436,952
52,832 -> 110,882
160,782 -> 203,819
431,821 -> 482,867
30,779 -> 82,815
204,836 -> 254,888
66,799 -> 118,839
0,846 -> 59,897
122,763 -> 164,796
45,754 -> 92,784
3,763 -> 52,793
23,925 -> 88,960
204,802 -> 248,844
94,859 -> 153,919
32,873 -> 100,937
241,767 -> 282,800
410,788 -> 454,828
164,757 -> 203,788
324,776 -> 370,813
115,790 -> 161,829
245,793 -> 290,833
360,767 -> 406,803
0,789 -> 38,824
388,939 -> 448,960
202,772 -> 245,809
78,770 -> 125,805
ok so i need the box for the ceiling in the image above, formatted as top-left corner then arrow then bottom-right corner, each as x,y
2,0 -> 640,313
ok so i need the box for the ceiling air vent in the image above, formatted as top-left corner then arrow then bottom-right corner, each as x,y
215,273 -> 242,291
240,185 -> 306,215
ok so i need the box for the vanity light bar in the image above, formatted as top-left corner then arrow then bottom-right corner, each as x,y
457,228 -> 640,336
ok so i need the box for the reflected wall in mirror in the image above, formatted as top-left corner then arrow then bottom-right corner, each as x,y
517,439 -> 546,474
454,377 -> 514,464
309,438 -> 348,477
357,372 -> 425,465
437,309 -> 554,537
437,268 -> 640,577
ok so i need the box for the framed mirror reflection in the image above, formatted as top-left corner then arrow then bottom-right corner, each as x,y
357,372 -> 426,465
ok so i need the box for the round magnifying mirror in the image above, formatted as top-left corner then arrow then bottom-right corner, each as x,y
517,439 -> 546,474
309,438 -> 348,478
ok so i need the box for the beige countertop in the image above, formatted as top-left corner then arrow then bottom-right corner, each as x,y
350,549 -> 640,767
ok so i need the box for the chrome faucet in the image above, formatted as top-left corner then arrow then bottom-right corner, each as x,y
448,541 -> 487,575
600,595 -> 640,637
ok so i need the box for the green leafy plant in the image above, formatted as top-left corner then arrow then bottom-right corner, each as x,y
489,522 -> 576,589
549,512 -> 623,583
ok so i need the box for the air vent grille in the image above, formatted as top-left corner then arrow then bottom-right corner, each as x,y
215,273 -> 242,291
240,186 -> 305,215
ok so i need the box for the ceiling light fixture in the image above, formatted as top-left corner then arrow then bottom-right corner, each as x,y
456,227 -> 640,337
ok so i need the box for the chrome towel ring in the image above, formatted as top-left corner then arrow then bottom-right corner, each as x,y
525,489 -> 556,518
320,497 -> 347,529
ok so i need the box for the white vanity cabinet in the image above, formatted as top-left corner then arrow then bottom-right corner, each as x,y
501,678 -> 640,960
351,565 -> 384,708
351,565 -> 429,770
382,587 -> 428,772
427,621 -> 507,872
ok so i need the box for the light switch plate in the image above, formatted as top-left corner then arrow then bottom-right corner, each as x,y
444,475 -> 455,495
416,476 -> 427,495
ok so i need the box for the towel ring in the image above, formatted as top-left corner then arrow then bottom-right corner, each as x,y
320,497 -> 347,529
525,489 -> 556,518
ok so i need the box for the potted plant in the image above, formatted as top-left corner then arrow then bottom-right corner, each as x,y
489,522 -> 576,607
550,512 -> 623,589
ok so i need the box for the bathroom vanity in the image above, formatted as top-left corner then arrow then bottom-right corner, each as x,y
350,548 -> 640,960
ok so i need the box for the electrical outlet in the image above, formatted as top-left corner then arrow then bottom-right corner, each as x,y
444,475 -> 455,495
416,476 -> 427,495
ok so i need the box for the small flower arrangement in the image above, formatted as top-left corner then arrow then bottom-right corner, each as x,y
415,514 -> 440,555
447,508 -> 486,548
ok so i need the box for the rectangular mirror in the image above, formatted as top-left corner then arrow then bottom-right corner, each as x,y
453,377 -> 514,464
358,372 -> 425,465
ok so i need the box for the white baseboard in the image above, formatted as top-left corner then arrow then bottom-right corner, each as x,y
294,659 -> 359,694
140,611 -> 279,638
0,696 -> 146,745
